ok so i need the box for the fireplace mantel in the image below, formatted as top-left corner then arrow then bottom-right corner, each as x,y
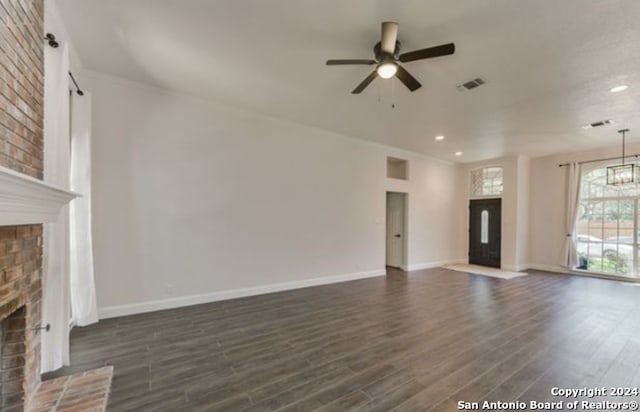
0,165 -> 79,226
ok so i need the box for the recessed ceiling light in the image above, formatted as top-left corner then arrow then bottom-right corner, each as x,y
435,135 -> 445,141
610,85 -> 628,93
455,151 -> 463,156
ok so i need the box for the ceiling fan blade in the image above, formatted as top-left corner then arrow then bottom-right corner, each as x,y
352,71 -> 378,94
399,43 -> 455,63
381,21 -> 399,54
326,59 -> 376,65
395,65 -> 421,92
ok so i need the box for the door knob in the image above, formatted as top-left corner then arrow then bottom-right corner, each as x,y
394,234 -> 401,238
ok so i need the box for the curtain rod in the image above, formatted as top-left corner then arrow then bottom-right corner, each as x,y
558,154 -> 640,167
68,72 -> 84,96
44,33 -> 84,96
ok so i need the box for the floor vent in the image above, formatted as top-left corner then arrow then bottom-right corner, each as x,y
457,77 -> 486,91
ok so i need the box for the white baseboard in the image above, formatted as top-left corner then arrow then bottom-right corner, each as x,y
407,259 -> 467,271
527,264 -> 569,274
524,264 -> 640,283
501,263 -> 531,272
98,269 -> 386,319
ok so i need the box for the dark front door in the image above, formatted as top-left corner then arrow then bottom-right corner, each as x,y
469,198 -> 501,268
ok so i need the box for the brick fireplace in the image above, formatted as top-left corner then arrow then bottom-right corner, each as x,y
0,226 -> 43,411
0,0 -> 47,409
1,306 -> 28,410
0,305 -> 26,410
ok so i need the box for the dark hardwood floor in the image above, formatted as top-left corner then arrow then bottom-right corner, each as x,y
47,268 -> 640,411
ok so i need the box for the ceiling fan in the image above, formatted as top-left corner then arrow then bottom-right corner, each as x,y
326,22 -> 455,94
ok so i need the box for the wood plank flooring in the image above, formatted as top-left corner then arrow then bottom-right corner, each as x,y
45,268 -> 640,411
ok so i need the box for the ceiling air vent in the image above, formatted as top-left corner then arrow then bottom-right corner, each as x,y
457,77 -> 486,91
582,119 -> 614,129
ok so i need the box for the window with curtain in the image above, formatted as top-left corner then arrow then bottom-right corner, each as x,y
470,166 -> 503,197
576,165 -> 639,278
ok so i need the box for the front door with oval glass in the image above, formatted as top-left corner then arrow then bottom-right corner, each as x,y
469,198 -> 501,268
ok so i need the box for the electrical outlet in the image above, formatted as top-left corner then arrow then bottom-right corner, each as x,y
165,284 -> 174,296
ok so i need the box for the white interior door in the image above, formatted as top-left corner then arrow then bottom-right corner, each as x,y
386,192 -> 406,268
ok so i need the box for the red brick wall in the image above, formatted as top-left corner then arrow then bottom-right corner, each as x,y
0,225 -> 43,406
0,0 -> 45,180
0,0 -> 45,409
1,306 -> 27,411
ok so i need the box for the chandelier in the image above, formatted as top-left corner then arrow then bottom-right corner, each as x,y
607,129 -> 634,185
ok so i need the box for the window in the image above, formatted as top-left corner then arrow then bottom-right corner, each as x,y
576,165 -> 639,278
481,210 -> 489,244
471,167 -> 503,197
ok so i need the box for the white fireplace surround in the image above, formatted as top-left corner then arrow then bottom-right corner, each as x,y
0,165 -> 78,226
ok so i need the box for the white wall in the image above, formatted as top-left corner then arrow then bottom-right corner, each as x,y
44,2 -> 83,75
85,72 -> 463,317
529,142 -> 640,272
516,156 -> 530,269
42,2 -> 79,373
457,143 -> 640,276
385,160 -> 465,271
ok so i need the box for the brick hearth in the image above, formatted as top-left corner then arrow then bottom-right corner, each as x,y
31,366 -> 113,412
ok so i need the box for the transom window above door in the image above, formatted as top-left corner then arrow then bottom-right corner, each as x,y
470,166 -> 503,197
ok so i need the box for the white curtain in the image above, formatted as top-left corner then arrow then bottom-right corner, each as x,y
42,43 -> 71,372
70,92 -> 99,326
561,162 -> 582,268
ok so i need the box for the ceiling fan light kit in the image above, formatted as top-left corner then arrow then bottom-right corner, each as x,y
326,21 -> 455,94
377,62 -> 397,79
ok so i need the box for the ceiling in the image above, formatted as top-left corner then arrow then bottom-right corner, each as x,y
55,0 -> 640,163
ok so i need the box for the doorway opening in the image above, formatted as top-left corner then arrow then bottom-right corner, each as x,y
469,198 -> 502,268
386,192 -> 408,269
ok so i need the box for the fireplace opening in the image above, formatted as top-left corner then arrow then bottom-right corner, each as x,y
0,306 -> 27,411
